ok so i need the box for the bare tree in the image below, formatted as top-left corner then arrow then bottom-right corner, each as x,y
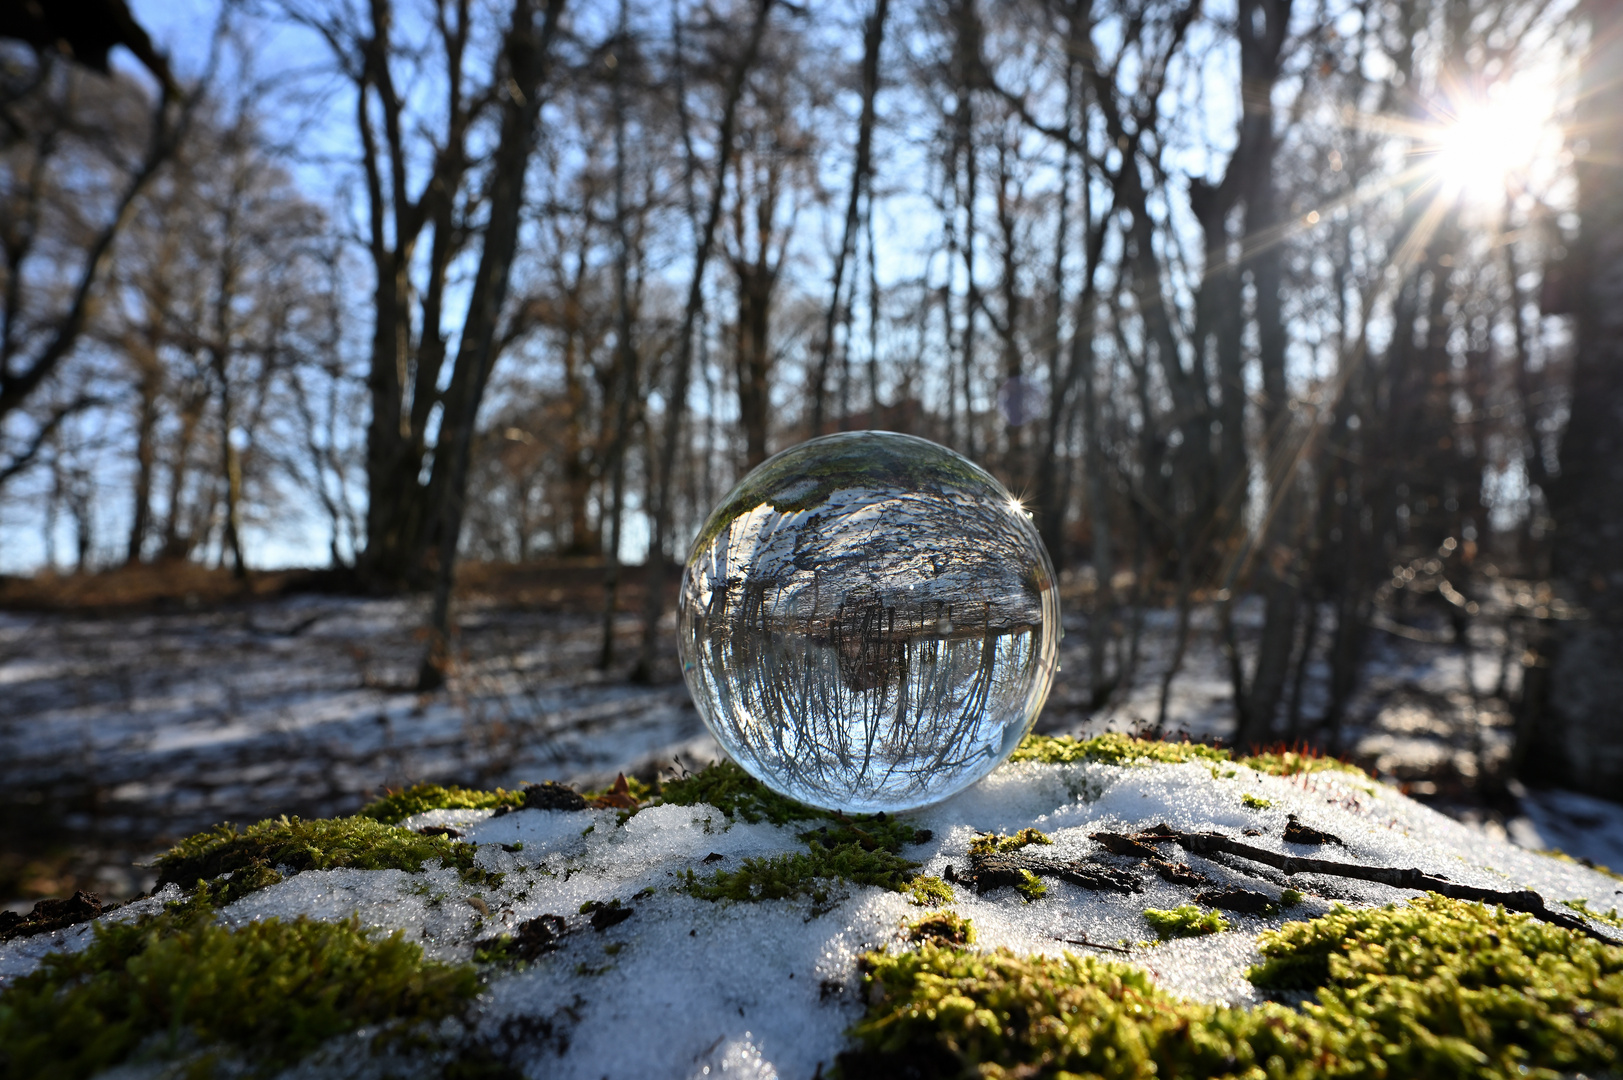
634,0 -> 777,682
810,0 -> 888,437
0,30 -> 192,485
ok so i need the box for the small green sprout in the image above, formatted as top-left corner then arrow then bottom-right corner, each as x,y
1143,905 -> 1229,939
1015,869 -> 1048,901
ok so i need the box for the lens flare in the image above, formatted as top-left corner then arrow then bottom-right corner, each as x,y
1426,92 -> 1550,204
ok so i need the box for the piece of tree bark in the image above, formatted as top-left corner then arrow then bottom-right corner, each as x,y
960,851 -> 1142,895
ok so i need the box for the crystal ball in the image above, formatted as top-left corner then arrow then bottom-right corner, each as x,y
677,431 -> 1061,813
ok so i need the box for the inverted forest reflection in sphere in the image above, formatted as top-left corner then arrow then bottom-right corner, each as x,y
677,432 -> 1061,813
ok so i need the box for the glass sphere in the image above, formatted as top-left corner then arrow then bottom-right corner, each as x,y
677,431 -> 1061,813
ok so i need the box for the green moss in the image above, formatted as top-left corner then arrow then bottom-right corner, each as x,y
1562,898 -> 1623,930
843,895 -> 1623,1080
1143,904 -> 1229,939
472,937 -> 518,965
155,815 -> 497,894
681,844 -> 920,902
658,762 -> 937,870
907,876 -> 955,907
801,816 -> 926,853
170,862 -> 287,914
660,761 -> 825,825
1008,733 -> 1370,780
0,905 -> 478,1080
1280,888 -> 1305,907
1014,869 -> 1047,901
1250,893 -> 1623,999
356,783 -> 525,825
968,828 -> 1052,855
906,911 -> 976,946
669,765 -> 935,903
1240,793 -> 1273,810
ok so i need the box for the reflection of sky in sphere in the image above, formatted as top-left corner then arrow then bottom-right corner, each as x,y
678,432 -> 1060,813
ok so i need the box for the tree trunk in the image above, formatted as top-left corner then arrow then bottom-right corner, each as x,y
127,361 -> 160,563
810,0 -> 888,437
735,259 -> 774,470
1222,0 -> 1298,751
417,0 -> 567,690
350,0 -> 478,590
209,184 -> 247,580
160,372 -> 206,561
1532,0 -> 1623,797
599,0 -> 642,669
560,310 -> 598,555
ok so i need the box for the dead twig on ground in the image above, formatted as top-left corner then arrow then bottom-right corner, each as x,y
1091,824 -> 1622,944
1055,934 -> 1133,954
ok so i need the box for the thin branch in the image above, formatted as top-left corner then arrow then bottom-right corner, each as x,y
1094,826 -> 1623,944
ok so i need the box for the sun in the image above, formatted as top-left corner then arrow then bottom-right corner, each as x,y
1425,91 -> 1551,205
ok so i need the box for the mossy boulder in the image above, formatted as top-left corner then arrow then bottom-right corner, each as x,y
2,735 -> 1618,1079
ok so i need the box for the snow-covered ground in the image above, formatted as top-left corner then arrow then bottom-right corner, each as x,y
2,754 -> 1618,1078
2,590 -> 1618,909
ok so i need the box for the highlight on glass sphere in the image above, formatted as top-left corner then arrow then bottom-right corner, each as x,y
677,431 -> 1061,814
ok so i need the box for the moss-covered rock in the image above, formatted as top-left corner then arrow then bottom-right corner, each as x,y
7,737 -> 1615,1079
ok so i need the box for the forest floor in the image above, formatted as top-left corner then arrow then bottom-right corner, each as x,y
3,562 -> 1620,911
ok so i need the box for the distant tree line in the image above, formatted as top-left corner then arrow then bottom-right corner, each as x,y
2,0 -> 1619,793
